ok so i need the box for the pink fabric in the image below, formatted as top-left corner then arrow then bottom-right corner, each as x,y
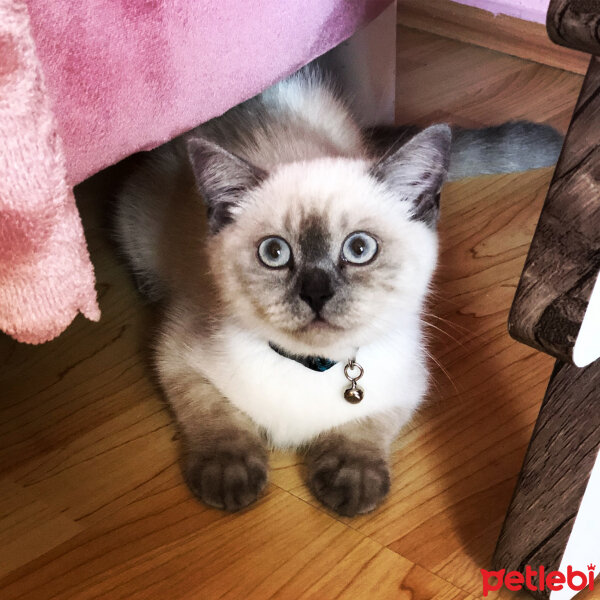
26,0 -> 392,185
1,0 -> 391,344
0,0 -> 99,344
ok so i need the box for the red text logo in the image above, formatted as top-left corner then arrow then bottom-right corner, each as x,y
482,564 -> 596,596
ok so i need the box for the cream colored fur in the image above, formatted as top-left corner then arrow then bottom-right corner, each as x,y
116,69 -> 445,513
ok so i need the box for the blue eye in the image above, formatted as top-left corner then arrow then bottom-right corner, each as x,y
341,232 -> 378,265
258,236 -> 292,268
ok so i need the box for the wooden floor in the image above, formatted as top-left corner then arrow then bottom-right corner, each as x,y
0,26 -> 593,600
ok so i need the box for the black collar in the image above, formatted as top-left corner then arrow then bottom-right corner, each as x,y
269,342 -> 337,372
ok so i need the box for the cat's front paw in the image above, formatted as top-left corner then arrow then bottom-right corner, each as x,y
307,446 -> 390,517
184,437 -> 268,512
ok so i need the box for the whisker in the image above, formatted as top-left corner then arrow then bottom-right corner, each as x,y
421,312 -> 471,335
423,348 -> 459,395
421,320 -> 466,348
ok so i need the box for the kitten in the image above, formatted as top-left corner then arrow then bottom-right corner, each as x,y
116,69 -> 562,515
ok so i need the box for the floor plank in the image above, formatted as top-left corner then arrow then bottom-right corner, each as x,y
0,485 -> 467,600
0,480 -> 83,579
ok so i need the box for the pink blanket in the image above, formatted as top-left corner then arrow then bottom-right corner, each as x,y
0,0 -> 391,344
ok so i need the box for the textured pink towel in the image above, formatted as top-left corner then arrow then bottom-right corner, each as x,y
0,0 -> 100,344
1,0 -> 391,344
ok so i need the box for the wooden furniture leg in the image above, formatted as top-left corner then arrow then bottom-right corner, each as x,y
493,361 -> 600,598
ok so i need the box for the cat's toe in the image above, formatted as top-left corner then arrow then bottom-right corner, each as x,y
185,447 -> 268,512
307,450 -> 390,517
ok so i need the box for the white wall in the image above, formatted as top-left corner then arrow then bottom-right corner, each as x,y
453,0 -> 550,24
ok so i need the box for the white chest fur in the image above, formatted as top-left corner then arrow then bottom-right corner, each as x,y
186,321 -> 428,448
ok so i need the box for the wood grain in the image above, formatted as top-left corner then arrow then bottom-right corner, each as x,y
508,56 -> 600,364
0,27 -> 584,600
393,27 -> 582,132
492,360 -> 600,599
397,0 -> 590,75
548,0 -> 600,55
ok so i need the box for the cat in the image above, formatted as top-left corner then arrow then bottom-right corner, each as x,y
115,68 -> 562,516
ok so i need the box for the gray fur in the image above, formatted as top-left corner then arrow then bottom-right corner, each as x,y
187,137 -> 267,233
370,124 -> 452,226
305,409 -> 401,516
157,313 -> 269,512
192,69 -> 362,169
447,121 -> 563,181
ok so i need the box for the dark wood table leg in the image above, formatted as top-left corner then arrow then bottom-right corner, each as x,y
493,360 -> 600,599
508,55 -> 600,365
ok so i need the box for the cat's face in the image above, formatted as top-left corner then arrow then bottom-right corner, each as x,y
188,126 -> 451,359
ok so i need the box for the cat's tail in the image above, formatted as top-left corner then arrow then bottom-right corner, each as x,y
447,121 -> 563,181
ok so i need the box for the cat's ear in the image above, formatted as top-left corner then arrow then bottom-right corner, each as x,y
187,137 -> 267,233
370,124 -> 452,227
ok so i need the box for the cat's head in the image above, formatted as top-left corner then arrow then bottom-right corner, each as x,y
187,125 -> 451,360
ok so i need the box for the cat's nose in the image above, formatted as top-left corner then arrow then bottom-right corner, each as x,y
299,268 -> 334,314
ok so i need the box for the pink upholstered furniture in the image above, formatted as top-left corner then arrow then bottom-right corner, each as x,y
0,0 -> 392,344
